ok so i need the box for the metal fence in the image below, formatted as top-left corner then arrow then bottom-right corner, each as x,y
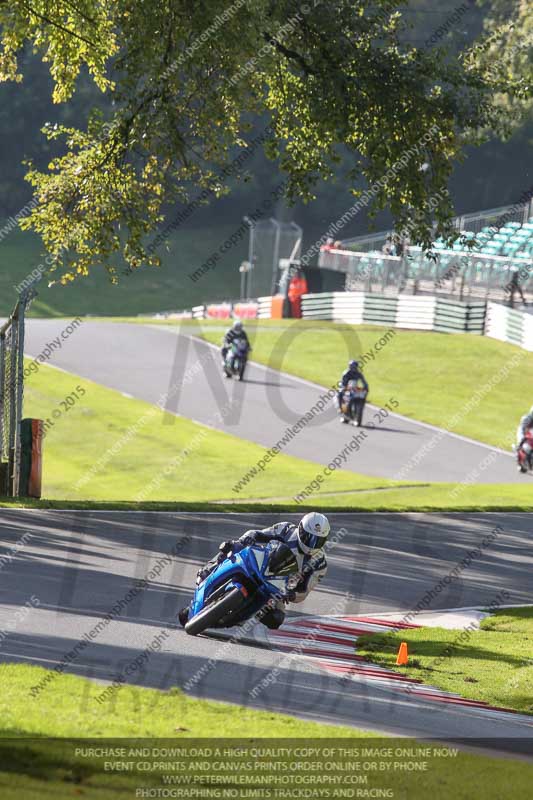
243,218 -> 303,299
0,291 -> 32,496
455,199 -> 533,235
319,247 -> 533,304
339,198 -> 533,253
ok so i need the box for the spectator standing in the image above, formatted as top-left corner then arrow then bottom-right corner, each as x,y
507,265 -> 527,308
288,269 -> 308,318
382,237 -> 394,256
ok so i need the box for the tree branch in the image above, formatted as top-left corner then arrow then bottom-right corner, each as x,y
21,2 -> 97,47
262,31 -> 316,76
59,0 -> 97,25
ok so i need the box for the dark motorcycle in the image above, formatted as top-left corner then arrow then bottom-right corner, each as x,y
224,337 -> 248,381
338,379 -> 368,426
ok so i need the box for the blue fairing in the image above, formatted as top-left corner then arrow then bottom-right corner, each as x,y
189,543 -> 292,628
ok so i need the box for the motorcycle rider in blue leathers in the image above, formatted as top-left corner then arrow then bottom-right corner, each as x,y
221,320 -> 251,364
337,360 -> 368,421
178,513 -> 330,630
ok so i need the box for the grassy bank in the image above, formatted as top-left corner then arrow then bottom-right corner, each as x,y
4,483 -> 533,511
1,663 -> 532,799
355,607 -> 533,714
12,323 -> 533,509
0,225 -> 247,317
10,350 -> 533,509
23,360 -> 393,501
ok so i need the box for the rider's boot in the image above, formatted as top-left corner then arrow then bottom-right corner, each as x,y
178,605 -> 190,627
257,596 -> 285,629
259,606 -> 285,629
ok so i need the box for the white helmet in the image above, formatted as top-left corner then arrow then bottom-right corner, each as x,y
233,320 -> 243,331
297,512 -> 330,554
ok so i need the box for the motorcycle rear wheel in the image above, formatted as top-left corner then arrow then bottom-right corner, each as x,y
184,587 -> 246,636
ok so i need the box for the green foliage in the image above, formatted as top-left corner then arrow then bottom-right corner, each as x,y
0,0 -> 527,282
472,0 -> 533,135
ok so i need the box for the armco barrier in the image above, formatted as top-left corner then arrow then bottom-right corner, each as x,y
363,295 -> 398,326
396,296 -> 436,330
484,301 -> 533,351
506,307 -> 525,346
300,292 -> 365,324
484,302 -> 508,342
257,296 -> 273,319
433,299 -> 486,334
301,291 -> 486,333
232,302 -> 258,319
334,292 -> 365,324
206,302 -> 232,319
523,314 -> 533,351
189,301 -> 259,320
166,292 -> 533,352
300,293 -> 334,320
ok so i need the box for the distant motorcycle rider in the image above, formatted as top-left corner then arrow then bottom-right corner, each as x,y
221,320 -> 251,363
178,513 -> 330,630
516,405 -> 533,450
337,360 -> 369,417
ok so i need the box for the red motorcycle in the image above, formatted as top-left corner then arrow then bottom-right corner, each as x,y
517,428 -> 533,473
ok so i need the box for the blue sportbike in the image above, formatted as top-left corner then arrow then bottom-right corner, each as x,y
184,540 -> 299,636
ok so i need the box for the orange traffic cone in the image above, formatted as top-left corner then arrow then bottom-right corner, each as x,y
396,642 -> 409,666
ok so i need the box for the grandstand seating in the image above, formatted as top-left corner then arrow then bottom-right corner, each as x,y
432,218 -> 533,260
318,206 -> 533,301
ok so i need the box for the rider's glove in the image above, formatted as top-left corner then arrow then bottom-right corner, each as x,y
239,533 -> 255,547
218,540 -> 234,557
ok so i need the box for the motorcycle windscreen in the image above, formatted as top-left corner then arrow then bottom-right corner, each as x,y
264,542 -> 299,577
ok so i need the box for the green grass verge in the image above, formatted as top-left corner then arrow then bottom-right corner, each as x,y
11,323 -> 533,510
5,485 -> 533,511
250,482 -> 533,510
1,662 -> 378,738
1,664 -> 532,799
23,360 -> 394,501
355,607 -> 533,715
14,352 -> 533,508
189,318 -> 530,451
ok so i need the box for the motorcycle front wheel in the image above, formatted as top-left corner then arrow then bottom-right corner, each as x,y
184,587 -> 246,636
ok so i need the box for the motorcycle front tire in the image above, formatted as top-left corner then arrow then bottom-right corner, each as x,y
184,587 -> 246,636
